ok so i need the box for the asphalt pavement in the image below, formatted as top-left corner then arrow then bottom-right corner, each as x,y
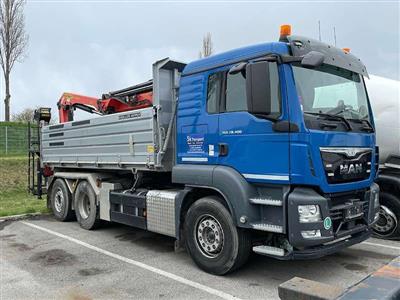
1,215 -> 399,300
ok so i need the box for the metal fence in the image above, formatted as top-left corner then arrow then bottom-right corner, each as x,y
0,123 -> 38,155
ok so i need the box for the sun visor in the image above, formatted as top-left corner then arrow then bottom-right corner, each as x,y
287,35 -> 369,78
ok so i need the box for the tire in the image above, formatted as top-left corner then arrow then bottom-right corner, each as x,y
184,196 -> 251,275
74,181 -> 101,230
50,178 -> 74,221
373,192 -> 400,240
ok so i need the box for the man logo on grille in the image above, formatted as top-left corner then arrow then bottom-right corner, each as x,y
340,163 -> 363,175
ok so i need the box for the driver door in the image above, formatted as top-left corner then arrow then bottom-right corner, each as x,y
217,62 -> 290,183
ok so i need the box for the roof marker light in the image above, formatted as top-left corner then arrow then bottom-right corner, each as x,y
342,48 -> 351,53
279,24 -> 292,42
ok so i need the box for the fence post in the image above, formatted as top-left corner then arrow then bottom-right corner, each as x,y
5,126 -> 8,155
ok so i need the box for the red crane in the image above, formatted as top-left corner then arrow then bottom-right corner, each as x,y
57,80 -> 154,123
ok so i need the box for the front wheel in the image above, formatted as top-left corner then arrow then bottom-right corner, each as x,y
184,197 -> 251,275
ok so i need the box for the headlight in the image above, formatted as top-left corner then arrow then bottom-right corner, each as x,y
298,205 -> 321,223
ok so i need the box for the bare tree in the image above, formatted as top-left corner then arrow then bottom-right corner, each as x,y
11,107 -> 57,124
11,107 -> 34,123
0,0 -> 28,121
199,32 -> 213,58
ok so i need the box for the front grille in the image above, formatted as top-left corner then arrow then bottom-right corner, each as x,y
327,190 -> 370,236
321,148 -> 372,184
329,201 -> 369,221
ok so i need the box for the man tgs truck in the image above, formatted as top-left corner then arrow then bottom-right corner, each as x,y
32,25 -> 380,275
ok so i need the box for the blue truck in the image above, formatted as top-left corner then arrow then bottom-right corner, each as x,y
31,25 -> 380,275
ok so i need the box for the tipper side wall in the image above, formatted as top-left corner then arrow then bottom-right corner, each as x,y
41,107 -> 157,170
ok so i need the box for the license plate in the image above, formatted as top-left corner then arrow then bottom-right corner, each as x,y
345,203 -> 364,220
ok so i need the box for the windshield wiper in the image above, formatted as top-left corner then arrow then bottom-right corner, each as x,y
304,112 -> 353,131
348,118 -> 374,132
329,106 -> 358,116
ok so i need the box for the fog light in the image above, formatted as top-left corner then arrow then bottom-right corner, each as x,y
298,205 -> 321,223
301,230 -> 321,239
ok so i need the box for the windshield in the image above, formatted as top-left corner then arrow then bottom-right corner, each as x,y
292,64 -> 370,121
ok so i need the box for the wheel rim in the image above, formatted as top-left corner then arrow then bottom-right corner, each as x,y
78,193 -> 91,220
195,214 -> 224,258
373,205 -> 398,237
54,188 -> 64,213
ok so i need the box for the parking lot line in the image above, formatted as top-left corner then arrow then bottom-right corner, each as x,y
20,221 -> 241,300
362,241 -> 400,251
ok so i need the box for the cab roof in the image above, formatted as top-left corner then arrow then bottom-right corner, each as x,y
182,42 -> 289,76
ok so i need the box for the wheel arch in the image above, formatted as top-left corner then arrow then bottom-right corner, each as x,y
178,187 -> 233,228
173,164 -> 261,230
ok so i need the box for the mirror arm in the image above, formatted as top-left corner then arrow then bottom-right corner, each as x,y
229,62 -> 247,75
253,54 -> 282,64
281,55 -> 302,64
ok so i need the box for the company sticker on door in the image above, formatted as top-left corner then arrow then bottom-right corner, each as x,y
187,134 -> 205,154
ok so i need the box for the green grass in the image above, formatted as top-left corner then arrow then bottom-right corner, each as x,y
0,155 -> 48,217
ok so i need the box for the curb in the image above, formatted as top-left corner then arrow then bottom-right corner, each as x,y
278,255 -> 400,300
339,255 -> 400,300
0,212 -> 47,222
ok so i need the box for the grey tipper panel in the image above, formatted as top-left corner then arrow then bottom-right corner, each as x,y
287,35 -> 369,77
41,107 -> 156,170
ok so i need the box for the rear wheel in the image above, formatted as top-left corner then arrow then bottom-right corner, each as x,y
74,181 -> 101,230
184,197 -> 251,275
373,192 -> 400,240
50,179 -> 74,221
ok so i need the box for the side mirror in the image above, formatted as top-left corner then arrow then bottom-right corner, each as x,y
301,51 -> 324,68
246,61 -> 272,116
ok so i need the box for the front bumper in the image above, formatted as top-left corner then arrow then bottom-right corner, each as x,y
273,229 -> 371,260
287,183 -> 379,249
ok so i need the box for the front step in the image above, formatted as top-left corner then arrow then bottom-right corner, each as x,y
249,197 -> 282,206
251,222 -> 283,233
253,245 -> 285,257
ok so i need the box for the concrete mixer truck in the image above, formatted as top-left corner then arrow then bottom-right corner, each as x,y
366,75 -> 400,239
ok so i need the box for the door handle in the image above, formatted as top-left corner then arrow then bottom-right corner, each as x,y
219,143 -> 229,156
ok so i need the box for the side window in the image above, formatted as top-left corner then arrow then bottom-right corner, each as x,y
226,72 -> 247,112
207,73 -> 222,114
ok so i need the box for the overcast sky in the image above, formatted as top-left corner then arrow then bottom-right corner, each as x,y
1,0 -> 399,120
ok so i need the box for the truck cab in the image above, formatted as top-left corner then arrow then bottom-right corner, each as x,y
173,27 -> 380,263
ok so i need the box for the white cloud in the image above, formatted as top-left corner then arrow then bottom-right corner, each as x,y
1,1 -> 398,120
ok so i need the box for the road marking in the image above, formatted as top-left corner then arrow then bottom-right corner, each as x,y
21,221 -> 241,300
362,241 -> 400,251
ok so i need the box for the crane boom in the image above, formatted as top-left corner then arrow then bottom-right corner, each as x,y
57,81 -> 153,123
